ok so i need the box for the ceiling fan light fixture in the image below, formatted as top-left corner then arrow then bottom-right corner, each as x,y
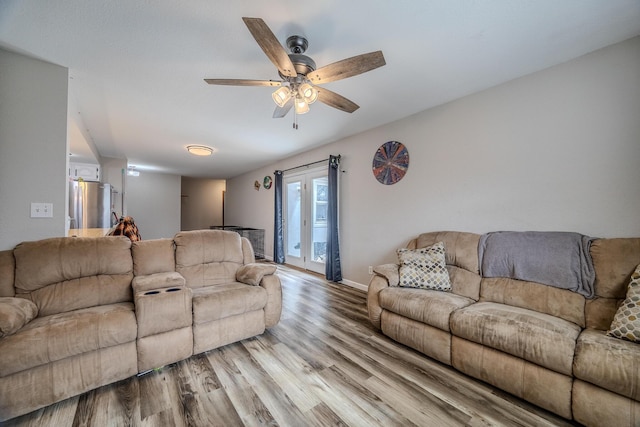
294,96 -> 309,115
299,83 -> 318,104
272,86 -> 291,107
186,145 -> 214,156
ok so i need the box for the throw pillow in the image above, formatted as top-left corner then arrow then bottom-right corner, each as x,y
607,263 -> 640,343
397,242 -> 451,291
0,297 -> 38,338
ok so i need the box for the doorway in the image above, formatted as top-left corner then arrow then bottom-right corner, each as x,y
284,167 -> 328,274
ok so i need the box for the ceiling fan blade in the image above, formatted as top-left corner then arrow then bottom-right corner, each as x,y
273,98 -> 294,118
317,87 -> 359,113
242,17 -> 297,78
308,51 -> 385,84
204,79 -> 281,87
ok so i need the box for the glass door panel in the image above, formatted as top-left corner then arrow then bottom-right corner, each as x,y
309,175 -> 328,273
285,177 -> 304,269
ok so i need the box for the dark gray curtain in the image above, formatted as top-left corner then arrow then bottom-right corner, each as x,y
325,155 -> 342,281
273,170 -> 285,264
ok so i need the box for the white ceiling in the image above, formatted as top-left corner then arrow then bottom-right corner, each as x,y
1,1 -> 639,179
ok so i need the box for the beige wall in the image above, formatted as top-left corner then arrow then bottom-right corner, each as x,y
225,36 -> 640,287
0,48 -> 69,250
126,171 -> 181,240
180,177 -> 226,231
101,157 -> 127,220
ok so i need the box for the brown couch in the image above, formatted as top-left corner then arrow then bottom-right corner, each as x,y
0,229 -> 281,421
367,231 -> 640,427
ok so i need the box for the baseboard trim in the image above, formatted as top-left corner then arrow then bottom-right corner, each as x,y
276,263 -> 369,292
340,279 -> 368,292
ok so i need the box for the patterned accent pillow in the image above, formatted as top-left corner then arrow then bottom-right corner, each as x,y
607,264 -> 640,343
397,242 -> 451,291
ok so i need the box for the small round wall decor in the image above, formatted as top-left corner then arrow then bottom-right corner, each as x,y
372,141 -> 409,185
263,175 -> 272,190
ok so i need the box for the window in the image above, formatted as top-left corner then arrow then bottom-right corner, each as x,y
314,182 -> 328,224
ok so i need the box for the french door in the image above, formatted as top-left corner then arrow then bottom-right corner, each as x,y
284,168 -> 328,274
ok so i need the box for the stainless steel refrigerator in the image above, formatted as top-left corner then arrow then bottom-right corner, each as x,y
69,181 -> 112,229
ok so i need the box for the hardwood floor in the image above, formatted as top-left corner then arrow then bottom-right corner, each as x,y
5,265 -> 578,427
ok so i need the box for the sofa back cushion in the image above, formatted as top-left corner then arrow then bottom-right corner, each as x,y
132,238 -> 175,276
413,231 -> 482,301
13,237 -> 133,316
0,250 -> 15,297
480,277 -> 586,327
174,230 -> 246,289
586,238 -> 640,330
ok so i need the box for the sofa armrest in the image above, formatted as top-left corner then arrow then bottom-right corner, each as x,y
0,297 -> 38,338
236,263 -> 277,286
132,271 -> 185,293
367,264 -> 398,330
259,274 -> 282,328
134,285 -> 192,338
373,263 -> 400,287
132,271 -> 192,339
236,263 -> 281,327
367,276 -> 391,330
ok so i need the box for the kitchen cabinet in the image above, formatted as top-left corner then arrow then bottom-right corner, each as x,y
69,162 -> 100,182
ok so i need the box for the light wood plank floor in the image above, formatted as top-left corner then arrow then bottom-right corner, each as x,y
5,265 -> 579,427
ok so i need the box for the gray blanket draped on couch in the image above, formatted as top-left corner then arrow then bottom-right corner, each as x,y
478,231 -> 596,298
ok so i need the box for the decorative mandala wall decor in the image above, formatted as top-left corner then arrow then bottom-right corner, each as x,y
372,141 -> 409,185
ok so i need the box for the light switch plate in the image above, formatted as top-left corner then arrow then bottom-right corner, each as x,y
31,202 -> 53,218
42,203 -> 53,217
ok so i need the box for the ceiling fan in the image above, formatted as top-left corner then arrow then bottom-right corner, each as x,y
205,17 -> 386,128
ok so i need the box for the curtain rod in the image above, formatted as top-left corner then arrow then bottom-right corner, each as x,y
276,154 -> 342,173
282,158 -> 327,172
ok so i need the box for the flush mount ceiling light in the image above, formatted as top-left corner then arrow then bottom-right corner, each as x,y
186,145 -> 214,156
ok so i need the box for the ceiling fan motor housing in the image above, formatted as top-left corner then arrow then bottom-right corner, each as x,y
284,35 -> 316,76
286,35 -> 308,54
288,54 -> 316,76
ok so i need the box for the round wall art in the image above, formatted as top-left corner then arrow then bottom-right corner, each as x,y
372,140 -> 409,185
263,175 -> 273,190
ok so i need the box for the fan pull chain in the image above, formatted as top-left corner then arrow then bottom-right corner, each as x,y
293,107 -> 299,130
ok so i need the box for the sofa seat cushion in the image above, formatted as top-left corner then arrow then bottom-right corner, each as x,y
450,302 -> 581,375
573,328 -> 640,400
192,283 -> 267,324
0,302 -> 136,377
379,287 -> 474,332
